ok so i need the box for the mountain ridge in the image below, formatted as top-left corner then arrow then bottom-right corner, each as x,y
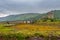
0,10 -> 60,22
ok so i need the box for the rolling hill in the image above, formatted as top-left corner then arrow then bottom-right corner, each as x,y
0,13 -> 41,22
51,10 -> 60,20
0,10 -> 60,22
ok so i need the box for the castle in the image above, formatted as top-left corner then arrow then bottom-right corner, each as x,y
47,11 -> 54,19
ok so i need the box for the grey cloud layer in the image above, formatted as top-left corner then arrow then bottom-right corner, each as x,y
0,0 -> 60,14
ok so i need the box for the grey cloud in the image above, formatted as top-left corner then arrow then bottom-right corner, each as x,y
0,0 -> 60,15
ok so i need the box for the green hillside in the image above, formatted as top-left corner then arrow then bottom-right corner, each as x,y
0,13 -> 41,21
0,10 -> 60,22
51,10 -> 60,20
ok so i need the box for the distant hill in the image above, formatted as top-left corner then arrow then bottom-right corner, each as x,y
51,10 -> 60,20
0,10 -> 60,22
0,13 -> 41,22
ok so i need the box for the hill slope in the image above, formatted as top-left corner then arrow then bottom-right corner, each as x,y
0,10 -> 60,22
0,13 -> 41,21
51,10 -> 60,19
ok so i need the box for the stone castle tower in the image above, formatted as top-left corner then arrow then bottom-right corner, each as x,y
47,12 -> 54,19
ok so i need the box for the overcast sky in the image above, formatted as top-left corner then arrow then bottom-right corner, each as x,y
0,0 -> 60,17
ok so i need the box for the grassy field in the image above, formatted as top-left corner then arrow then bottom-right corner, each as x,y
0,22 -> 60,40
12,23 -> 60,30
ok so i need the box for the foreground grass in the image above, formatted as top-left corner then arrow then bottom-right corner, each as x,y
0,23 -> 60,40
0,23 -> 60,34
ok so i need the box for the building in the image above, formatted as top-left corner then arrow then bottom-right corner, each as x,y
47,12 -> 54,19
0,20 -> 34,24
